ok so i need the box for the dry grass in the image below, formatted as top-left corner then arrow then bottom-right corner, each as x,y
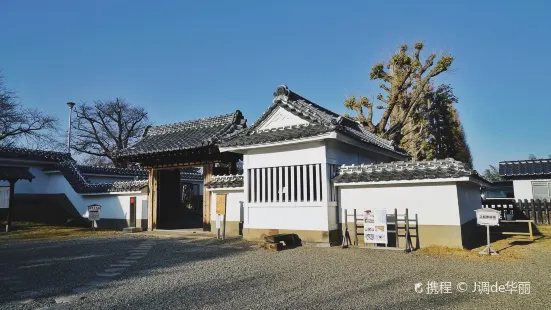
417,225 -> 551,261
0,222 -> 119,243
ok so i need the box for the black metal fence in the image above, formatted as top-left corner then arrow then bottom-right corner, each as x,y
481,198 -> 551,225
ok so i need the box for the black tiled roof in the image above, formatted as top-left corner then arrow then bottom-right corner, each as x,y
76,165 -> 148,177
0,146 -> 72,162
56,161 -> 148,193
219,85 -> 407,156
205,174 -> 243,188
499,159 -> 551,179
221,124 -> 334,146
117,111 -> 247,158
332,158 -> 488,185
0,166 -> 35,182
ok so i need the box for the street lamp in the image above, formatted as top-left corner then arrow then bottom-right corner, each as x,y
67,102 -> 75,154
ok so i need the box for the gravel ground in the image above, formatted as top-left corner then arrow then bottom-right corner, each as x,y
1,234 -> 550,310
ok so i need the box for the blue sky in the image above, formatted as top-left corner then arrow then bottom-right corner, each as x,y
1,0 -> 550,170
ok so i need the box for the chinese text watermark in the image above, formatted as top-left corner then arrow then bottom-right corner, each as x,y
414,281 -> 531,295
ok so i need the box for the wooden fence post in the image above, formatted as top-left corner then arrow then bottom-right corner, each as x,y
523,199 -> 532,220
394,208 -> 399,248
532,200 -> 538,224
353,209 -> 358,246
545,200 -> 550,225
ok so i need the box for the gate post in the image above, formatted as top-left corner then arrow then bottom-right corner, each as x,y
203,164 -> 213,231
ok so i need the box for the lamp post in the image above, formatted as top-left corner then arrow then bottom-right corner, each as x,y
67,102 -> 75,154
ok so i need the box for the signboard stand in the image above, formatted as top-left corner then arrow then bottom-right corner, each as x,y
215,194 -> 227,240
479,225 -> 498,256
87,204 -> 101,232
475,208 -> 500,256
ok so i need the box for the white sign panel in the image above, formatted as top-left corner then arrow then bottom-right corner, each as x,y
364,208 -> 388,244
475,208 -> 500,226
89,211 -> 100,221
0,187 -> 9,209
87,205 -> 101,221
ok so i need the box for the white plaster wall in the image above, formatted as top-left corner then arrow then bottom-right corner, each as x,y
512,179 -> 551,200
243,142 -> 330,232
0,163 -> 148,221
513,180 -> 534,200
44,173 -> 147,220
81,194 -> 148,221
246,205 -> 329,231
244,142 -> 326,168
210,190 -> 245,223
338,182 -> 461,226
456,183 -> 482,225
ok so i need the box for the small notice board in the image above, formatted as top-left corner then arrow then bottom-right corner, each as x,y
0,187 -> 9,209
88,204 -> 101,221
216,194 -> 227,215
475,208 -> 500,226
364,208 -> 388,245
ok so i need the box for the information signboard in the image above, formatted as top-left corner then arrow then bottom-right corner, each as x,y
0,187 -> 9,209
475,208 -> 500,226
216,194 -> 227,215
364,208 -> 388,245
87,204 -> 101,221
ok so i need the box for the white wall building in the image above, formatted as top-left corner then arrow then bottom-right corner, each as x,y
218,85 -> 409,244
0,147 -> 150,228
499,159 -> 551,200
333,160 -> 487,248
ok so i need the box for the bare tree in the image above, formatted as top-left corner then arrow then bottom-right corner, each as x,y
0,73 -> 59,147
79,154 -> 114,167
72,98 -> 151,167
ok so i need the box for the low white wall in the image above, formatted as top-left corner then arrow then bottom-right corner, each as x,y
456,183 -> 482,225
3,165 -> 148,221
81,194 -> 148,221
338,182 -> 461,226
210,190 -> 245,223
45,173 -> 147,220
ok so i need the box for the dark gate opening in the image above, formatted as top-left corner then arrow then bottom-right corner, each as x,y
156,168 -> 203,229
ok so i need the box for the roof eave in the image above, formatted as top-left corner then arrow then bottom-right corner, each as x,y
334,176 -> 472,187
219,132 -> 335,153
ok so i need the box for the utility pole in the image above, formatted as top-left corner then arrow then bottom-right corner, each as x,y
66,102 -> 75,154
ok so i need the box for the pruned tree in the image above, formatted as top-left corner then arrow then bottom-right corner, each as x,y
344,42 -> 454,159
483,165 -> 502,182
72,98 -> 151,167
0,73 -> 59,148
528,153 -> 537,160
